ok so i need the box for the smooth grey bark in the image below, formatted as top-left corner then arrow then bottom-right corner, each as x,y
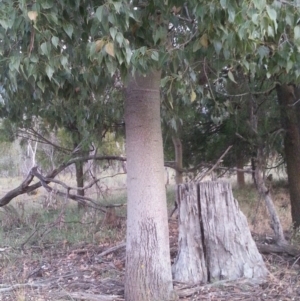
172,136 -> 183,185
173,181 -> 268,283
124,70 -> 175,301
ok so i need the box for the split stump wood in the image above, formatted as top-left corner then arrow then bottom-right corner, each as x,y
172,181 -> 268,284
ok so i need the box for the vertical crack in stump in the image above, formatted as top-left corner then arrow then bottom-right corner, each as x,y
197,182 -> 210,282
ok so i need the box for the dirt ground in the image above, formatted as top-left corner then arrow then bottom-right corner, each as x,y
0,216 -> 300,301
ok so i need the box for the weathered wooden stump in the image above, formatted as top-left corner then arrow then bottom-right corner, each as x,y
172,181 -> 268,284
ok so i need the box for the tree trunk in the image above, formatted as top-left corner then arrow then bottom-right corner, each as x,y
172,136 -> 183,184
254,148 -> 287,245
277,84 -> 300,228
124,70 -> 175,301
172,181 -> 268,283
73,140 -> 86,210
236,150 -> 245,188
75,160 -> 85,210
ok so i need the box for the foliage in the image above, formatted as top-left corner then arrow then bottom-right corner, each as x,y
1,1 -> 300,143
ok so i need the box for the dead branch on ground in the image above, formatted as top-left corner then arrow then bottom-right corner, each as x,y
256,243 -> 300,257
96,242 -> 126,258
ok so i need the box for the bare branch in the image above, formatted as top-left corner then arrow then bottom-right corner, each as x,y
0,172 -> 34,206
0,155 -> 126,207
196,145 -> 233,181
17,128 -> 72,153
30,167 -> 107,211
43,172 -> 125,193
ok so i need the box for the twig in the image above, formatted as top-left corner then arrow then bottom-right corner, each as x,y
30,168 -> 107,211
96,242 -> 126,258
196,145 -> 233,181
0,282 -> 47,293
288,98 -> 300,106
203,57 -> 217,103
43,172 -> 126,192
52,292 -> 123,301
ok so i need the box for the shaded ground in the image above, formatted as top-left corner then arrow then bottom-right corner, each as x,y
1,218 -> 300,301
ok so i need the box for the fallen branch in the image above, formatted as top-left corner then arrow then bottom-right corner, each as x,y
52,291 -> 123,301
0,282 -> 47,293
256,242 -> 300,257
97,242 -> 126,258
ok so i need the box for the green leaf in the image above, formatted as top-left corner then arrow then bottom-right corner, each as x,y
170,118 -> 177,130
30,55 -> 39,63
60,56 -> 68,67
153,27 -> 167,45
294,26 -> 300,41
285,13 -> 294,27
51,36 -> 59,48
220,0 -> 227,9
213,41 -> 222,55
105,60 -> 117,76
257,46 -> 269,63
41,42 -> 51,56
125,45 -> 132,65
96,6 -> 104,22
287,59 -> 293,73
266,5 -> 277,31
200,33 -> 209,48
115,32 -> 124,47
37,81 -> 45,92
40,0 -> 53,9
228,7 -> 236,23
9,57 -> 21,72
161,76 -> 171,88
47,12 -> 59,25
45,65 -> 54,80
251,13 -> 260,25
151,51 -> 159,61
266,6 -> 277,22
253,0 -> 266,11
63,23 -> 73,39
268,25 -> 274,37
110,27 -> 118,40
227,70 -> 237,83
112,1 -> 122,13
0,20 -> 9,30
241,58 -> 249,71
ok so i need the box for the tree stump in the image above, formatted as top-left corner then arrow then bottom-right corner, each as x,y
172,181 -> 268,284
